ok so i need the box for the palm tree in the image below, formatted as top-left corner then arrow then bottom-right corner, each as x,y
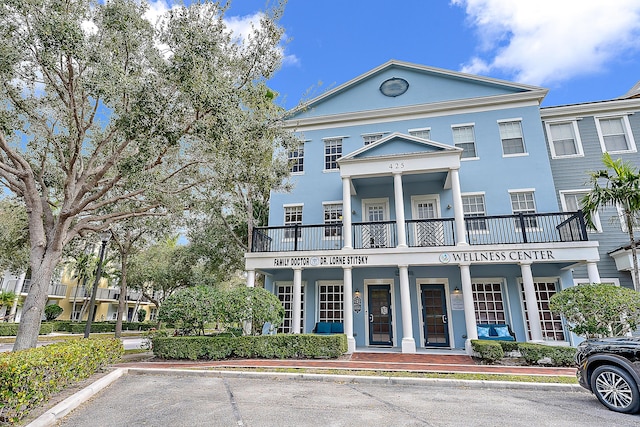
582,153 -> 640,290
0,291 -> 17,320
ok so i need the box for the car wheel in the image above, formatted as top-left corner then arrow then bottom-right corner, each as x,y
590,365 -> 640,414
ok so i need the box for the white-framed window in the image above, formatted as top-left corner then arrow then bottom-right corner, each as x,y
317,281 -> 344,322
284,204 -> 303,239
288,143 -> 304,174
71,305 -> 83,321
510,190 -> 537,228
595,115 -> 637,153
520,280 -> 565,341
472,281 -> 507,324
362,133 -> 384,146
462,193 -> 487,232
615,204 -> 640,233
276,282 -> 304,333
560,190 -> 602,233
452,124 -> 477,159
323,202 -> 342,238
324,138 -> 342,170
545,121 -> 583,158
149,308 -> 158,321
499,120 -> 526,156
409,128 -> 431,140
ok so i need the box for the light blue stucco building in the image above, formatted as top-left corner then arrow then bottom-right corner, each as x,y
245,60 -> 601,354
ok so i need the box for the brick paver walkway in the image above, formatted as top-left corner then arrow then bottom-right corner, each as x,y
116,352 -> 577,377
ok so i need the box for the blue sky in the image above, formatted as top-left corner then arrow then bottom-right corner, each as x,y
158,0 -> 640,109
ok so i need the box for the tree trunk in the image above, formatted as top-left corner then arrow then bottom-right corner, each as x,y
627,212 -> 640,291
13,252 -> 60,350
115,252 -> 128,338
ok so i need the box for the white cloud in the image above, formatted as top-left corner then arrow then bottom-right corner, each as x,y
453,0 -> 640,85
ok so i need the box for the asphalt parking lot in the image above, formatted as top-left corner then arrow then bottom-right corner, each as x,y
52,370 -> 640,427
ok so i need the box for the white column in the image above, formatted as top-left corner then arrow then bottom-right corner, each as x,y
450,168 -> 467,245
586,262 -> 601,284
521,262 -> 543,341
292,268 -> 302,334
398,265 -> 416,353
246,270 -> 255,287
393,172 -> 407,248
343,267 -> 356,353
342,176 -> 353,249
460,264 -> 477,348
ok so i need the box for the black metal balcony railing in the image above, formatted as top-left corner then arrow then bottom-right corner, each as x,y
250,211 -> 588,253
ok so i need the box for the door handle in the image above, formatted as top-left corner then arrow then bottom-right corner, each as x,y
442,315 -> 448,324
369,314 -> 374,323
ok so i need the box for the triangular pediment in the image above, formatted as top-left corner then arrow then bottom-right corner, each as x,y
289,60 -> 547,120
340,132 -> 461,162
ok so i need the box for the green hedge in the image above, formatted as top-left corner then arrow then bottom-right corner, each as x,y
470,340 -> 504,363
518,343 -> 576,367
152,334 -> 348,361
53,321 -> 156,334
471,340 -> 577,366
0,322 -> 58,337
0,337 -> 123,424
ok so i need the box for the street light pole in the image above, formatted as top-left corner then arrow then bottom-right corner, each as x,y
84,230 -> 111,339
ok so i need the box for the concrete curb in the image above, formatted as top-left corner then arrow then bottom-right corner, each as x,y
26,368 -> 128,427
126,367 -> 587,393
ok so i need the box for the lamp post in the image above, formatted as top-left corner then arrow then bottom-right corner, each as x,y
84,230 -> 111,338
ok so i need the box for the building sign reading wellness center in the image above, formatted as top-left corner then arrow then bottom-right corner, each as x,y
273,255 -> 369,267
441,250 -> 556,263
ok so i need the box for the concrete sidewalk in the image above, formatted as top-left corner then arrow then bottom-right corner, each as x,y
115,351 -> 578,377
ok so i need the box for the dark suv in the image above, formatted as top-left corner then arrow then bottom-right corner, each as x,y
576,337 -> 640,413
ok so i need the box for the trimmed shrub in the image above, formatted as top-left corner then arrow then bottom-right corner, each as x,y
471,340 -> 504,363
518,343 -> 576,366
44,304 -> 63,321
152,334 -> 348,360
0,337 -> 123,424
497,341 -> 519,353
0,322 -> 58,337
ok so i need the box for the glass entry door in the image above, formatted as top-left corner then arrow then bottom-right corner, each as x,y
368,284 -> 392,346
420,284 -> 450,347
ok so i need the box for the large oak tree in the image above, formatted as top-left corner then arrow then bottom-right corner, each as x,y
0,0 -> 293,350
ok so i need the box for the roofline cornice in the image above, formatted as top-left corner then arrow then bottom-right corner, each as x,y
540,98 -> 640,119
286,90 -> 548,130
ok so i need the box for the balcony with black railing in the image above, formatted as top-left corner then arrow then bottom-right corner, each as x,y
250,211 -> 588,253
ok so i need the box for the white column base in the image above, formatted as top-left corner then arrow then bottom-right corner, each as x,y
401,337 -> 416,354
464,339 -> 475,356
347,337 -> 356,354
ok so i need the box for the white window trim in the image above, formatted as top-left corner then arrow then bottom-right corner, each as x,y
545,120 -> 584,159
461,192 -> 489,235
275,280 -> 306,333
322,201 -> 343,241
289,141 -> 305,176
470,277 -> 513,327
283,204 -> 303,242
361,198 -> 390,221
498,119 -> 527,157
408,127 -> 432,139
315,280 -> 344,323
559,189 -> 602,233
323,137 -> 344,173
595,114 -> 637,154
451,123 -> 479,161
508,189 -> 539,231
518,277 -> 568,343
615,204 -> 640,233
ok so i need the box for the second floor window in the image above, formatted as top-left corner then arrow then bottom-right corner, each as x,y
462,194 -> 487,231
288,143 -> 304,173
561,190 -> 601,233
324,138 -> 342,170
499,121 -> 525,155
510,191 -> 537,228
284,205 -> 303,239
323,203 -> 343,238
452,125 -> 477,158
